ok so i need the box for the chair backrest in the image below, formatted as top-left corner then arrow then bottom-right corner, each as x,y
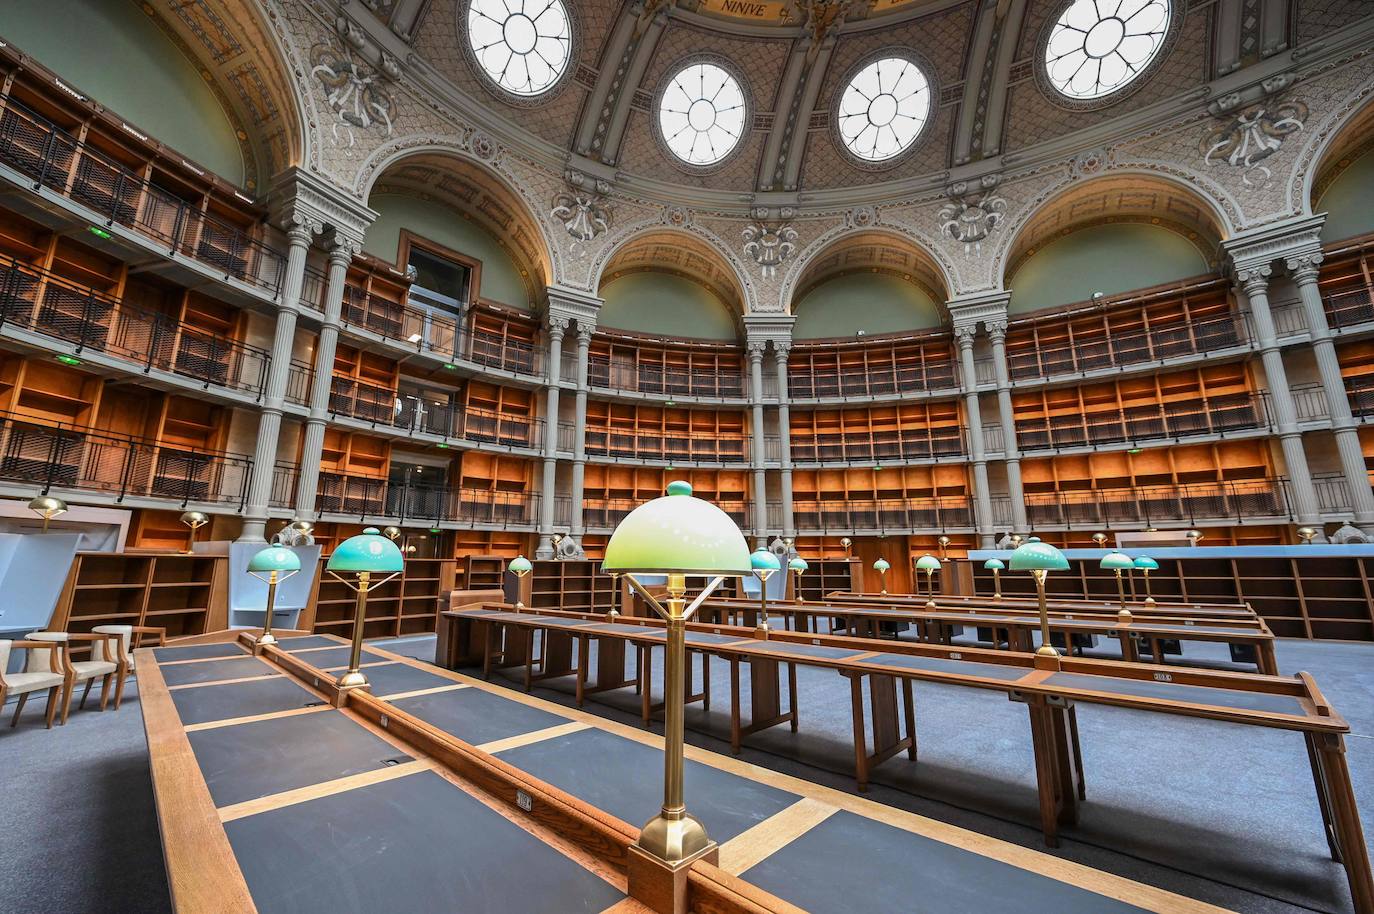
26,631 -> 67,674
92,625 -> 133,665
0,640 -> 11,681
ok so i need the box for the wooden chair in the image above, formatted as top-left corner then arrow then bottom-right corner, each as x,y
91,624 -> 164,708
28,631 -> 121,724
1,638 -> 66,728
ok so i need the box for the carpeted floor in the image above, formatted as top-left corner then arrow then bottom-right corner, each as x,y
2,631 -> 1369,914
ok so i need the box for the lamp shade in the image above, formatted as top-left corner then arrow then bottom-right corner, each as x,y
983,558 -> 1005,571
247,545 -> 301,575
509,555 -> 533,575
1100,551 -> 1135,571
788,556 -> 809,573
28,495 -> 66,517
601,481 -> 751,576
751,548 -> 781,573
873,558 -> 891,573
1009,540 -> 1069,572
915,554 -> 940,572
1133,555 -> 1159,571
327,527 -> 404,574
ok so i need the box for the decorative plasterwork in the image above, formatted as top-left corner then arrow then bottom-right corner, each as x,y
597,228 -> 748,314
310,35 -> 397,149
937,175 -> 1006,256
742,214 -> 800,278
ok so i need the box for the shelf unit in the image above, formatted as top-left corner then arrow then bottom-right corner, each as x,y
396,557 -> 458,637
467,304 -> 539,374
1313,235 -> 1374,328
331,343 -> 399,423
509,559 -> 617,614
462,380 -> 535,447
339,259 -> 410,339
457,451 -> 535,524
792,465 -> 973,531
788,333 -> 956,399
586,331 -> 744,398
315,429 -> 392,515
790,401 -> 963,463
585,402 -> 748,463
53,552 -> 226,642
582,465 -> 749,529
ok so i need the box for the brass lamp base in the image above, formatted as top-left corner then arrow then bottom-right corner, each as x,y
638,810 -> 713,863
754,622 -> 771,640
1117,609 -> 1134,625
627,839 -> 718,914
1034,643 -> 1062,671
257,631 -> 277,646
1144,596 -> 1156,606
338,670 -> 370,688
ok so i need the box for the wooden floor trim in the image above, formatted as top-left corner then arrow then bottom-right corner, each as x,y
183,704 -> 331,733
217,758 -> 435,823
716,797 -> 837,876
157,653 -> 251,667
374,683 -> 470,701
475,721 -> 592,755
166,674 -> 281,692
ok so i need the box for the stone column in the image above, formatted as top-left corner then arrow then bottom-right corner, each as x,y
1238,266 -> 1322,526
536,318 -> 567,558
748,340 -> 769,546
956,325 -> 995,547
569,325 -> 593,536
772,342 -> 795,539
239,218 -> 315,542
1288,253 -> 1374,531
293,235 -> 355,520
986,320 -> 1028,535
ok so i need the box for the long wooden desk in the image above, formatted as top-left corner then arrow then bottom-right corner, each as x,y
439,604 -> 1372,914
827,590 -> 1257,620
696,597 -> 1278,674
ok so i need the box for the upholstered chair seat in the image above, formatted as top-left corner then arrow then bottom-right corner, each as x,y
1,638 -> 66,728
28,631 -> 125,724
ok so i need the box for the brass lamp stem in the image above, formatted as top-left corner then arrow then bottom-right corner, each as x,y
757,572 -> 770,638
1115,569 -> 1126,610
879,570 -> 887,595
41,514 -> 50,534
993,568 -> 1002,599
340,571 -> 371,688
1033,569 -> 1058,660
1143,570 -> 1155,605
260,570 -> 279,645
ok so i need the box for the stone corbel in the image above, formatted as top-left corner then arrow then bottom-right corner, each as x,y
1207,71 -> 1298,117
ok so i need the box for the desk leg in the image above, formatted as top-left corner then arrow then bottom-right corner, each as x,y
1068,705 -> 1086,801
788,662 -> 799,733
1026,697 -> 1065,848
1050,705 -> 1080,826
641,645 -> 653,726
701,650 -> 711,712
634,645 -> 643,695
846,672 -> 871,791
575,635 -> 587,707
1149,637 -> 1165,667
482,622 -> 496,680
524,628 -> 536,692
730,657 -> 742,755
1260,641 -> 1278,676
1306,732 -> 1342,862
902,677 -> 916,761
1313,732 -> 1374,914
1118,633 -> 1138,664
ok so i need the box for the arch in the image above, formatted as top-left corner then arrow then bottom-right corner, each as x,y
589,223 -> 756,316
997,171 -> 1233,288
1302,82 -> 1374,242
782,226 -> 954,319
357,145 -> 557,302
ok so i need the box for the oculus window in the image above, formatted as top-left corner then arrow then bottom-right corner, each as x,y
658,62 -> 747,167
467,0 -> 571,97
837,57 -> 931,163
1044,0 -> 1171,100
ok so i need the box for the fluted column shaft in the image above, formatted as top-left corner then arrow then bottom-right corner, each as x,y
987,322 -> 1028,534
293,239 -> 353,520
569,326 -> 592,536
773,344 -> 795,540
240,223 -> 313,541
1240,268 -> 1321,525
956,327 -> 994,546
748,343 -> 768,546
536,319 -> 567,558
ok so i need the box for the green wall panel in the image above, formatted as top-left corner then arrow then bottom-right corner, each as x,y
793,272 -> 943,339
1318,151 -> 1374,243
4,0 -> 247,185
1007,223 -> 1210,316
364,194 -> 531,310
599,273 -> 738,340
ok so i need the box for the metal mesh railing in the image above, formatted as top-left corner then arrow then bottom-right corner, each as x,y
992,478 -> 1291,528
313,473 -> 539,527
792,496 -> 974,532
1014,393 -> 1269,451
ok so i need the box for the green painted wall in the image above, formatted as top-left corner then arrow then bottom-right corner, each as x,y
364,194 -> 531,310
793,272 -> 943,339
1008,223 -> 1210,315
1318,151 -> 1374,243
3,0 -> 246,185
599,273 -> 738,340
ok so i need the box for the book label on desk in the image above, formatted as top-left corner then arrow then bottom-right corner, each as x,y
1153,672 -> 1173,682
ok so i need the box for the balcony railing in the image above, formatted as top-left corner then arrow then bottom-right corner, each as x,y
1015,393 -> 1269,452
788,359 -> 959,400
1007,312 -> 1247,382
0,412 -> 253,507
793,496 -> 974,532
1325,287 -> 1374,330
1347,376 -> 1374,418
584,430 -> 748,463
314,472 -> 538,527
584,498 -> 749,530
0,96 -> 284,295
791,427 -> 965,464
993,478 -> 1292,528
326,375 -> 551,449
584,355 -> 746,399
0,254 -> 309,400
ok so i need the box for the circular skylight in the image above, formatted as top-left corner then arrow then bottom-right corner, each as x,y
658,62 -> 747,167
467,0 -> 571,98
1044,0 -> 1171,100
837,57 -> 931,163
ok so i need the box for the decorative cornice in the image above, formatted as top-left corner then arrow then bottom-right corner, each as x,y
269,167 -> 376,247
946,290 -> 1011,331
1222,212 -> 1326,271
545,285 -> 603,328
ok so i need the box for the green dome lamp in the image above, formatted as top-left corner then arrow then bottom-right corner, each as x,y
983,557 -> 1006,599
872,557 -> 891,595
750,548 -> 781,638
508,555 -> 533,609
915,554 -> 940,607
1010,538 -> 1070,667
246,545 -> 302,646
1133,555 -> 1160,608
1100,551 -> 1136,623
788,555 -> 809,603
601,481 -> 750,873
326,527 -> 405,688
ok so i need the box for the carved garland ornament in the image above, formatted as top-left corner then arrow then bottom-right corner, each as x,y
1203,99 -> 1308,188
310,41 -> 395,149
742,220 -> 798,279
550,172 -> 613,257
937,176 -> 1007,257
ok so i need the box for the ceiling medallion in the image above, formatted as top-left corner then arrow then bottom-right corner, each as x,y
743,211 -> 798,279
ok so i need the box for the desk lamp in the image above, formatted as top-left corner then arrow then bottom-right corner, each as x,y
326,527 -> 404,688
1297,526 -> 1319,545
608,571 -> 622,620
937,535 -> 951,561
1133,555 -> 1159,608
751,548 -> 781,637
508,555 -> 532,609
1092,532 -> 1108,548
983,558 -> 1005,598
28,495 -> 66,533
1100,551 -> 1135,622
840,537 -> 852,558
246,545 -> 301,646
788,556 -> 808,603
873,557 -> 891,595
915,554 -> 940,607
180,511 -> 209,553
1010,538 -> 1069,667
1185,529 -> 1203,546
601,481 -> 750,878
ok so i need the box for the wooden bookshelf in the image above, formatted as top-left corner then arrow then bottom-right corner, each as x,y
467,303 -> 539,374
331,344 -> 399,423
582,465 -> 749,529
1314,234 -> 1374,328
506,559 -> 616,614
585,402 -> 747,463
462,380 -> 534,447
53,552 -> 226,643
790,401 -> 963,463
456,451 -> 535,523
792,465 -> 973,531
0,356 -> 105,425
788,332 -> 956,399
341,259 -> 410,339
586,330 -> 744,398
